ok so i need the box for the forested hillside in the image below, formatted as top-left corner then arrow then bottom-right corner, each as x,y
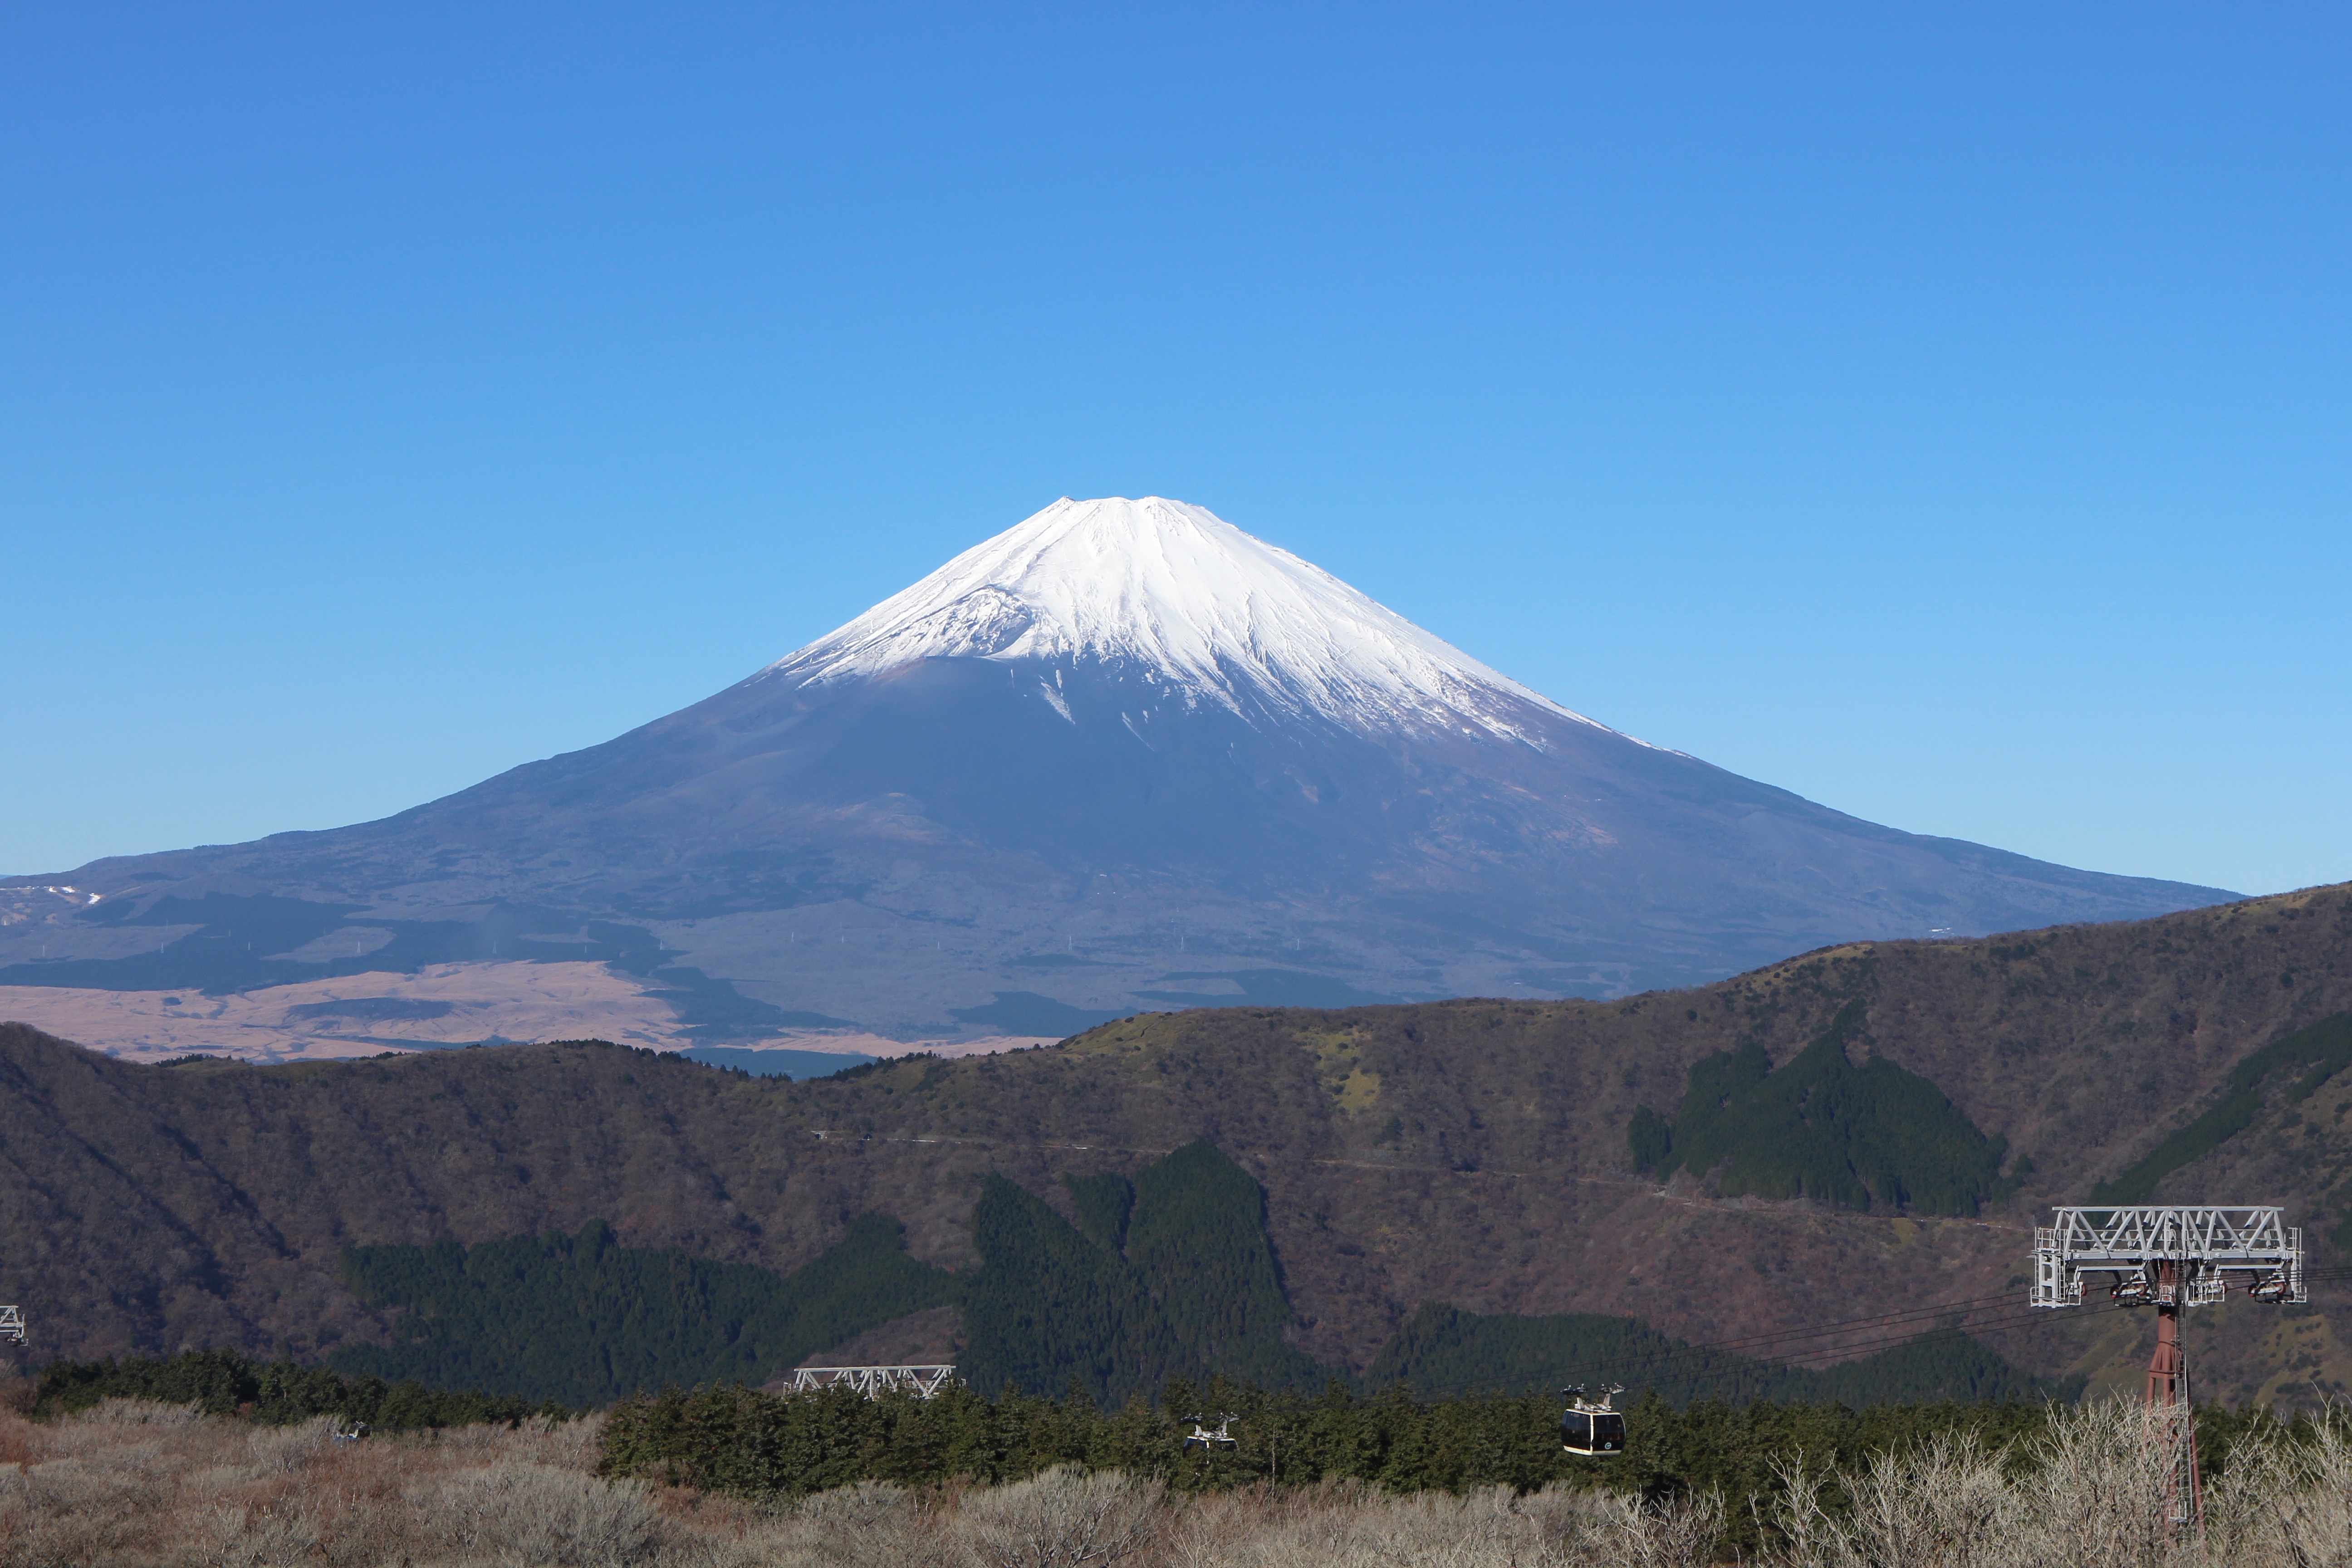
333,1214 -> 957,1404
319,1141 -> 1326,1406
1636,1000 -> 2014,1215
959,1139 -> 1328,1401
3,881 -> 2350,1404
42,1144 -> 2058,1411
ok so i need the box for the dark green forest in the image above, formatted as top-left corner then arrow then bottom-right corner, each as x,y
315,1136 -> 2053,1412
333,1213 -> 958,1405
325,1139 -> 1330,1408
36,1348 -> 568,1430
960,1138 -> 1324,1401
1130,1141 -> 1325,1389
1634,1000 -> 2009,1215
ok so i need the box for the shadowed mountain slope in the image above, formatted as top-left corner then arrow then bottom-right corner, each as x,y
4,883 -> 2348,1403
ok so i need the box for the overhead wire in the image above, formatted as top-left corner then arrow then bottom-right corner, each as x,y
1610,1300 -> 2099,1388
1592,1289 -> 2019,1373
1587,1302 -> 2159,1401
1516,1220 -> 2349,1401
1711,1277 -> 2343,1380
1588,1260 -> 2348,1395
1589,1290 -> 2029,1384
1736,1302 -> 2132,1372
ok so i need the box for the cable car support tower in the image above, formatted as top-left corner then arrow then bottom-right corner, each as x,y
2030,1205 -> 2304,1534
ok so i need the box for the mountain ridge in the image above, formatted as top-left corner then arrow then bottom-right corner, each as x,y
2,496 -> 2233,1042
4,882 -> 2347,1403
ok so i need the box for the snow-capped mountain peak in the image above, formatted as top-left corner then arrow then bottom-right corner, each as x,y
761,496 -> 1622,743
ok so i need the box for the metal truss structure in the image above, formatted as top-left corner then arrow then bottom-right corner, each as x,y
2031,1206 -> 2305,1308
2029,1205 -> 2305,1536
0,1306 -> 22,1346
784,1365 -> 958,1400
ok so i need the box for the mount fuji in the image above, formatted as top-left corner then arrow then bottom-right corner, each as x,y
2,497 -> 2232,1048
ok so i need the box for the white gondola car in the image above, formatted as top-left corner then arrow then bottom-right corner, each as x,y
1182,1414 -> 1238,1451
1560,1384 -> 1627,1457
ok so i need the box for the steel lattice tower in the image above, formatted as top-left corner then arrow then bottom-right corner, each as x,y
2031,1206 -> 2304,1534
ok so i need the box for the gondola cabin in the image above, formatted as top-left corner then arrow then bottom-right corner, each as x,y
1560,1384 -> 1626,1457
1181,1414 -> 1237,1451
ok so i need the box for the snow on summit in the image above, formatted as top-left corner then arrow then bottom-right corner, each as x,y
762,496 -> 1623,743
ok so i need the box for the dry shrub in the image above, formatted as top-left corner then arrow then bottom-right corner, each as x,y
963,1466 -> 1163,1568
7,1395 -> 2352,1568
0,1400 -> 670,1568
1156,1478 -> 1680,1568
417,1461 -> 665,1564
1767,1397 -> 2352,1568
809,1480 -> 957,1568
2205,1414 -> 2352,1568
1774,1431 -> 2012,1568
1586,1488 -> 1726,1568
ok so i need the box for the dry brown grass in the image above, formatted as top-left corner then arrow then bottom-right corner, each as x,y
1772,1398 -> 2352,1568
4,1398 -> 2351,1567
0,1399 -> 645,1568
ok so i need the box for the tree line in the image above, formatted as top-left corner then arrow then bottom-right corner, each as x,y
598,1374 -> 2327,1551
35,1348 -> 568,1430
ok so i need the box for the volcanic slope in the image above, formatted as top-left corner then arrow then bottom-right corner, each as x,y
0,497 -> 2230,1044
5,882 -> 2349,1403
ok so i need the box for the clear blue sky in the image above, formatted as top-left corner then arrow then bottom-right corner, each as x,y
5,3 -> 2347,897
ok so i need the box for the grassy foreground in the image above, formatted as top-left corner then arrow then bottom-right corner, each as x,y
2,1395 -> 2351,1567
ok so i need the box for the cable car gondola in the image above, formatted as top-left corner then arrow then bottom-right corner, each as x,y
1181,1413 -> 1238,1451
1560,1384 -> 1626,1456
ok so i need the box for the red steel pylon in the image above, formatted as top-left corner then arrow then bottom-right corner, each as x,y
2145,1261 -> 2201,1534
2033,1208 -> 2306,1541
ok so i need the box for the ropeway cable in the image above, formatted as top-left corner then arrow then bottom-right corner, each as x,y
1599,1289 -> 2019,1370
1601,1292 -> 2187,1393
1573,1301 -> 2132,1397
1746,1274 -> 2342,1375
1610,1264 -> 2351,1393
1584,1291 -> 2026,1383
1615,1304 -> 2089,1386
1730,1302 -> 2132,1372
1538,1252 -> 2352,1397
1614,1259 -> 2352,1386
